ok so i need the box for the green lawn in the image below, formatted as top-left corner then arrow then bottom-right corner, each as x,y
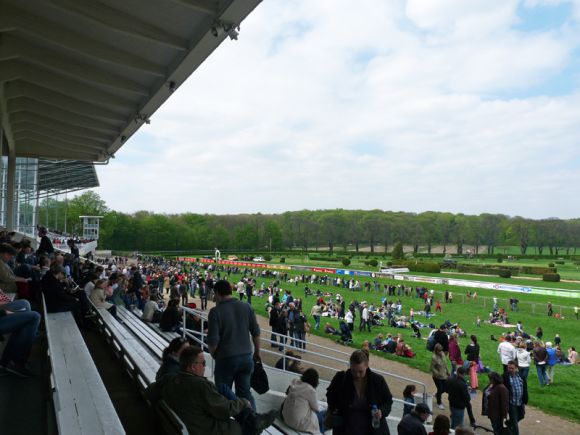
215,267 -> 580,423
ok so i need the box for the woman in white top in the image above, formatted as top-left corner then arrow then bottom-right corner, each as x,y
516,342 -> 532,381
90,279 -> 118,319
282,368 -> 326,434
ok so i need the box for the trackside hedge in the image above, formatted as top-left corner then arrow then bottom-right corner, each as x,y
543,273 -> 561,282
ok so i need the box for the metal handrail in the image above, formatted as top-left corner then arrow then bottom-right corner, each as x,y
180,305 -> 429,403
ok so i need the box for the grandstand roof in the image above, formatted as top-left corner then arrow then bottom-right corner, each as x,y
37,159 -> 99,194
0,0 -> 261,162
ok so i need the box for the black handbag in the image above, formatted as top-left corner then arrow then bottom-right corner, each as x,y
251,360 -> 269,394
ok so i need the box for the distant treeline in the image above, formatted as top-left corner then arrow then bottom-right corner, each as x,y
37,192 -> 580,255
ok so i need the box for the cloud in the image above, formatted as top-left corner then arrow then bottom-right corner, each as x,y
95,0 -> 580,219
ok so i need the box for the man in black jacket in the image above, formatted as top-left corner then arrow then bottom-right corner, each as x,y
433,324 -> 449,353
446,366 -> 475,429
327,350 -> 393,435
397,403 -> 431,435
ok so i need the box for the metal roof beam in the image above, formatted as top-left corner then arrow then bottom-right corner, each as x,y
7,98 -> 121,133
13,131 -> 104,152
16,139 -> 101,160
12,122 -> 106,148
169,0 -> 220,14
0,4 -> 166,76
0,35 -> 150,96
48,0 -> 188,50
10,112 -> 114,142
5,82 -> 128,122
0,59 -> 137,110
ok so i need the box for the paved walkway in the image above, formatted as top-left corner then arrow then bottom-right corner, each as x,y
190,295 -> 580,435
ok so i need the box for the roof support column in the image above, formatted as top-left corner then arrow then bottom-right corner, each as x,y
6,144 -> 15,231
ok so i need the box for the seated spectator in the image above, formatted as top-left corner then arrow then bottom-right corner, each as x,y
403,384 -> 416,416
0,244 -> 30,293
42,264 -> 90,327
159,299 -> 181,332
324,323 -> 339,335
142,294 -> 161,323
396,339 -> 415,358
161,346 -> 277,435
275,350 -> 304,374
428,414 -> 451,435
156,337 -> 190,381
0,298 -> 40,378
397,403 -> 431,435
90,279 -> 118,319
282,368 -> 326,434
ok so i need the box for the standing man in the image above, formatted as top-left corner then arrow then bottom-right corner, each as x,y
503,360 -> 528,435
446,366 -> 475,429
497,336 -> 516,373
208,280 -> 261,410
360,302 -> 371,332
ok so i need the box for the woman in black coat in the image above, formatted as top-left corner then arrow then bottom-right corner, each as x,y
327,350 -> 393,435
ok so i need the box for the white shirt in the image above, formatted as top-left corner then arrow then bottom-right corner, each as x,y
362,307 -> 369,321
516,348 -> 531,368
498,341 -> 517,365
345,310 -> 354,324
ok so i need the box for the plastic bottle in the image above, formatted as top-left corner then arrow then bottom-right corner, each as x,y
371,404 -> 380,429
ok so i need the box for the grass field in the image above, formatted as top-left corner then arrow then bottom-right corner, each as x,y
215,265 -> 580,423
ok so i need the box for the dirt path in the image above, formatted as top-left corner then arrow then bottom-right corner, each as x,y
189,295 -> 579,434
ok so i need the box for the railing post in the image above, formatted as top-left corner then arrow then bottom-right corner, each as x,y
182,309 -> 186,339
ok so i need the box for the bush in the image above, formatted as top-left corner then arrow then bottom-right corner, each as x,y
369,259 -> 378,267
498,269 -> 511,278
279,257 -> 285,263
342,257 -> 351,266
405,262 -> 441,273
392,242 -> 404,260
548,262 -> 555,267
497,257 -> 503,263
264,254 -> 272,261
555,260 -> 565,265
387,261 -> 393,266
543,273 -> 561,282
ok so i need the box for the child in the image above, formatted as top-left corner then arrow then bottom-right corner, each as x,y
476,316 -> 481,327
402,385 -> 416,416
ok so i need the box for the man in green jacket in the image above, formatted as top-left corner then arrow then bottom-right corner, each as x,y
161,347 -> 277,435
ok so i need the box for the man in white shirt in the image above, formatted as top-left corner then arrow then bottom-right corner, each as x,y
360,303 -> 371,332
498,335 -> 517,373
236,279 -> 246,300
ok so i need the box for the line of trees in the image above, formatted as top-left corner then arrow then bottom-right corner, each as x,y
36,192 -> 580,256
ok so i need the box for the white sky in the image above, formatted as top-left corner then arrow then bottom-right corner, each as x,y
95,0 -> 580,219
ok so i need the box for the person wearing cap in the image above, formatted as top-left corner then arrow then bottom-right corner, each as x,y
0,243 -> 29,293
397,403 -> 431,435
41,263 -> 90,327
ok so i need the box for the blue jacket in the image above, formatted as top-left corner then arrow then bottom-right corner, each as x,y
547,347 -> 558,366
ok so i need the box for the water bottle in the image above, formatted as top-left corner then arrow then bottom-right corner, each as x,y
371,404 -> 380,429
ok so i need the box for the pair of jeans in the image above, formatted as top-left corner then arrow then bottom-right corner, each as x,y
508,403 -> 522,435
214,353 -> 255,411
313,315 -> 320,330
450,407 -> 465,429
536,364 -> 548,385
489,417 -> 504,435
0,309 -> 41,365
1,299 -> 31,312
294,331 -> 306,349
216,383 -> 255,435
518,366 -> 529,382
546,365 -> 555,384
433,377 -> 446,405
